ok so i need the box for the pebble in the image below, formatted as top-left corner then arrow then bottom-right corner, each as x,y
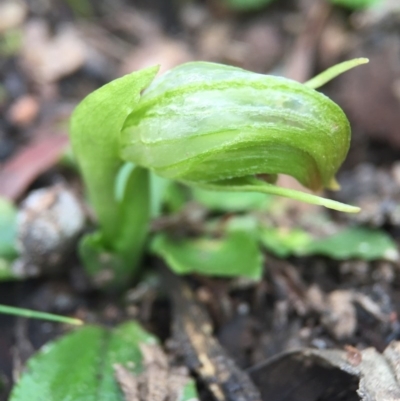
15,184 -> 86,276
7,95 -> 40,127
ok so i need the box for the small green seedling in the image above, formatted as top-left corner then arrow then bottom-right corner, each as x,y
70,59 -> 368,285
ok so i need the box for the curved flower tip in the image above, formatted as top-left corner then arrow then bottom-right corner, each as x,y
327,177 -> 341,191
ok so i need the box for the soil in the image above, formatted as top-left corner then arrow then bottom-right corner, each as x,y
1,0 -> 400,400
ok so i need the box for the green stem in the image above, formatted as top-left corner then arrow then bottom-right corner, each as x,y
70,66 -> 159,246
0,304 -> 83,325
305,58 -> 369,89
114,166 -> 150,268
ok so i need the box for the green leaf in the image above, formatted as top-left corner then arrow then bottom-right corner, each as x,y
260,226 -> 398,261
192,187 -> 272,212
151,231 -> 263,279
0,197 -> 18,259
11,321 -> 197,401
0,259 -> 16,280
163,182 -> 189,213
329,0 -> 381,9
0,198 -> 19,280
224,215 -> 260,236
223,0 -> 275,11
259,227 -> 312,258
10,322 -> 153,401
302,227 -> 399,261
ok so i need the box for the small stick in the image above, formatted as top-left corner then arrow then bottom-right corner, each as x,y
163,267 -> 262,401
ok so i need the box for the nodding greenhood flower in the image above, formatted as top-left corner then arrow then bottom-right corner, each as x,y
121,62 -> 348,193
70,59 -> 366,285
116,61 -> 367,213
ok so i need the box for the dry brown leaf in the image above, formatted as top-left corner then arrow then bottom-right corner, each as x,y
0,134 -> 69,200
250,342 -> 400,401
322,290 -> 357,340
114,343 -> 194,401
119,38 -> 193,77
20,21 -> 86,83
